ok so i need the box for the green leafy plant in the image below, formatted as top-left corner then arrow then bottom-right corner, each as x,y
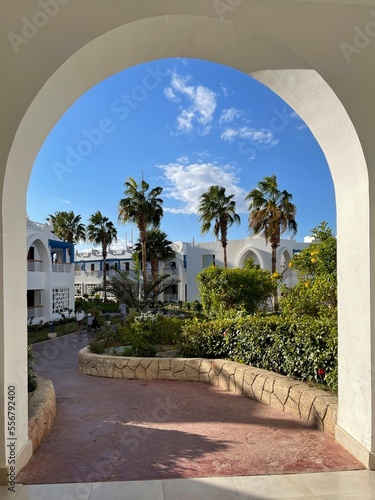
197,261 -> 275,318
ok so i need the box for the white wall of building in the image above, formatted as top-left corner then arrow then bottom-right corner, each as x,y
27,219 -> 75,324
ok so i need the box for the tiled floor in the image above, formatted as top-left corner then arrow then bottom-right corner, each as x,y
3,470 -> 375,499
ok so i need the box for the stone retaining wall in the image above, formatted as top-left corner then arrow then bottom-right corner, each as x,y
28,376 -> 56,452
79,348 -> 338,437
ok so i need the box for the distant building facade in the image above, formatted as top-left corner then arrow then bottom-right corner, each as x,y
27,218 -> 75,324
74,237 -> 310,303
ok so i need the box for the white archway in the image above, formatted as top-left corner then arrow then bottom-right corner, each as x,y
1,5 -> 375,479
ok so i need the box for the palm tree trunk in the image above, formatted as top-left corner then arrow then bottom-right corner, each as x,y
103,244 -> 107,301
271,244 -> 278,311
103,258 -> 107,301
141,238 -> 147,292
223,244 -> 228,268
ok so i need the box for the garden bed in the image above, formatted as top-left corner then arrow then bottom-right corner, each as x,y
79,348 -> 338,437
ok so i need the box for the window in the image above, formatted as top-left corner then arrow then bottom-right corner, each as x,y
202,254 -> 215,268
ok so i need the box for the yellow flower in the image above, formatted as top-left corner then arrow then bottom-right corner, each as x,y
272,272 -> 280,278
311,258 -> 317,263
305,281 -> 309,287
288,262 -> 293,268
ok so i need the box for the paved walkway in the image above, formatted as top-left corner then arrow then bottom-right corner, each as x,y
14,332 -> 371,498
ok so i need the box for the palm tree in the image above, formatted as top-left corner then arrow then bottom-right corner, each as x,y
104,270 -> 180,311
135,228 -> 176,302
246,175 -> 297,308
198,185 -> 241,268
134,228 -> 176,281
118,177 -> 163,289
86,211 -> 117,301
47,211 -> 86,244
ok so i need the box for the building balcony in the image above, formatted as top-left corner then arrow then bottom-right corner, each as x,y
52,262 -> 72,273
27,305 -> 44,320
27,259 -> 43,272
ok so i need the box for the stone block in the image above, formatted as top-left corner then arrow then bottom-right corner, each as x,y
284,396 -> 300,418
242,368 -> 258,389
242,381 -> 255,400
273,378 -> 300,406
299,389 -> 326,423
135,365 -> 147,380
199,359 -> 212,374
261,390 -> 271,406
252,374 -> 267,401
323,403 -> 338,437
185,358 -> 202,371
233,366 -> 247,395
145,360 -> 159,380
103,360 -> 114,378
113,367 -> 123,379
289,383 -> 309,406
122,366 -> 136,379
184,365 -> 200,381
208,371 -> 219,386
270,393 -> 284,411
212,360 -> 226,376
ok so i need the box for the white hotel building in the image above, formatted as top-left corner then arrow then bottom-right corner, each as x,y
27,218 -> 75,324
74,237 -> 310,303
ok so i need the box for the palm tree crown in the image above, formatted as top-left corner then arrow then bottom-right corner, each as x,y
86,211 -> 117,300
198,185 -> 241,268
118,177 -> 163,288
47,211 -> 86,244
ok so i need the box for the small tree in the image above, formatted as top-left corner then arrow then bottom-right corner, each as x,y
280,222 -> 337,319
197,261 -> 275,318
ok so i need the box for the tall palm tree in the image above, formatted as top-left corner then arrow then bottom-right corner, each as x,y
118,177 -> 163,290
135,229 -> 176,280
134,228 -> 176,302
246,175 -> 297,308
86,211 -> 117,301
47,211 -> 86,244
198,185 -> 241,268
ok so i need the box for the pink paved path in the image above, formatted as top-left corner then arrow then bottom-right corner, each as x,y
18,333 -> 364,484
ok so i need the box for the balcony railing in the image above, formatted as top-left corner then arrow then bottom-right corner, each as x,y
52,262 -> 72,273
27,305 -> 44,319
163,293 -> 178,301
27,260 -> 43,272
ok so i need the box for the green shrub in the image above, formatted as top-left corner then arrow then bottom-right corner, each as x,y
197,263 -> 275,318
28,344 -> 37,392
179,315 -> 337,392
88,313 -> 185,357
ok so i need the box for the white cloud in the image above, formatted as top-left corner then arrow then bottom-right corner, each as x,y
177,155 -> 190,164
158,161 -> 248,214
164,71 -> 217,135
220,128 -> 238,143
164,87 -> 179,102
219,108 -> 242,124
220,83 -> 228,97
61,199 -> 71,205
221,126 -> 279,147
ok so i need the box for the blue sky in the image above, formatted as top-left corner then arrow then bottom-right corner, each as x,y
27,58 -> 336,250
